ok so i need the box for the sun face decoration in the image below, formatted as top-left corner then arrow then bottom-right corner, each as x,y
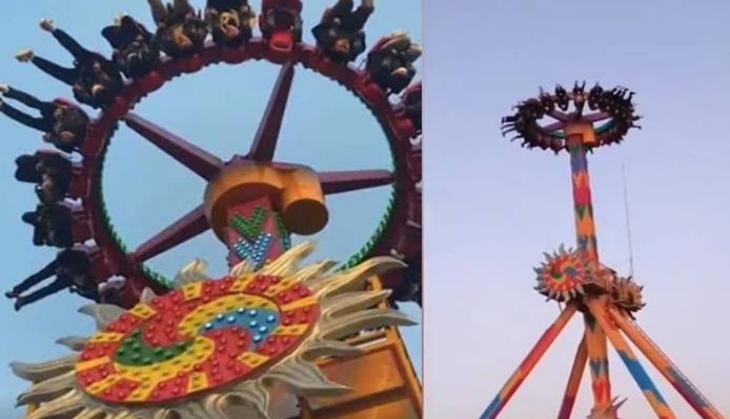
534,245 -> 590,302
12,242 -> 414,419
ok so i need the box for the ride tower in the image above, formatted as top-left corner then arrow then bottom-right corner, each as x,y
481,83 -> 724,419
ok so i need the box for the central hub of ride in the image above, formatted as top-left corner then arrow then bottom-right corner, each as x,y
204,160 -> 328,238
204,160 -> 328,268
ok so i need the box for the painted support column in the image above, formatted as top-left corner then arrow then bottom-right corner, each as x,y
586,301 -> 676,418
608,308 -> 724,419
566,127 -> 612,409
557,337 -> 588,419
480,305 -> 577,419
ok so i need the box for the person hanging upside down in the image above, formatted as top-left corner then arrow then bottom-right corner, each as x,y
148,0 -> 209,57
366,32 -> 421,94
260,0 -> 303,51
391,256 -> 422,307
312,0 -> 373,62
402,81 -> 422,134
4,248 -> 94,311
15,19 -> 123,108
102,15 -> 161,79
0,85 -> 88,153
21,204 -> 73,248
15,154 -> 74,204
206,0 -> 256,47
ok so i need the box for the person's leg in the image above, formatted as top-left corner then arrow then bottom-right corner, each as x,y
14,155 -> 42,183
48,207 -> 73,247
351,0 -> 374,29
15,275 -> 71,310
3,87 -> 56,114
31,212 -> 46,246
7,259 -> 59,297
49,27 -> 95,64
31,56 -> 78,86
331,0 -> 354,17
0,101 -> 50,132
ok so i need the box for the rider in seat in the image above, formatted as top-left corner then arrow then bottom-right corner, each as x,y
402,81 -> 422,134
366,32 -> 421,94
21,204 -> 73,248
391,256 -> 422,307
16,19 -> 123,108
259,0 -> 303,52
312,0 -> 373,63
15,153 -> 74,204
148,0 -> 209,57
102,15 -> 161,79
0,85 -> 88,153
206,0 -> 256,47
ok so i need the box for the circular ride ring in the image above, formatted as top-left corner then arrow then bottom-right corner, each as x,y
72,39 -> 422,307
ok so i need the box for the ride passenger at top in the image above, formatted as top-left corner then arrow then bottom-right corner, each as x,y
366,32 -> 421,94
15,153 -> 74,204
102,15 -> 161,79
0,85 -> 88,153
15,19 -> 124,108
21,203 -> 73,248
148,0 -> 209,57
205,0 -> 256,47
402,81 -> 422,134
260,0 -> 303,51
312,0 -> 374,63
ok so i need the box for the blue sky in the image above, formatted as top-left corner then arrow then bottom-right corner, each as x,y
425,0 -> 730,418
0,1 -> 421,417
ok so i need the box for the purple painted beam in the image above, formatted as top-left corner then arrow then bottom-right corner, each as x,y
584,112 -> 612,123
248,64 -> 295,162
320,170 -> 394,195
542,121 -> 567,133
124,113 -> 223,180
131,204 -> 210,263
549,110 -> 573,122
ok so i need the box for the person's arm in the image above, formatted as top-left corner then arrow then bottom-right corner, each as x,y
149,0 -> 169,25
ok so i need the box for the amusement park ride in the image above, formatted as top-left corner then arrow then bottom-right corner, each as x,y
480,84 -> 725,419
1,0 -> 422,418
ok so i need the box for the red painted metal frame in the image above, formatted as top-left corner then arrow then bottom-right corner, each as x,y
64,39 -> 421,307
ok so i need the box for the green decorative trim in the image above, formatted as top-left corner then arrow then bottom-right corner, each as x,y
95,134 -> 174,290
275,213 -> 292,250
337,138 -> 399,271
230,207 -> 268,242
339,187 -> 397,270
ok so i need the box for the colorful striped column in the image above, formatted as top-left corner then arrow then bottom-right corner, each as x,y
566,131 -> 612,409
480,305 -> 577,419
557,337 -> 588,419
568,137 -> 599,261
586,300 -> 676,418
608,308 -> 725,419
